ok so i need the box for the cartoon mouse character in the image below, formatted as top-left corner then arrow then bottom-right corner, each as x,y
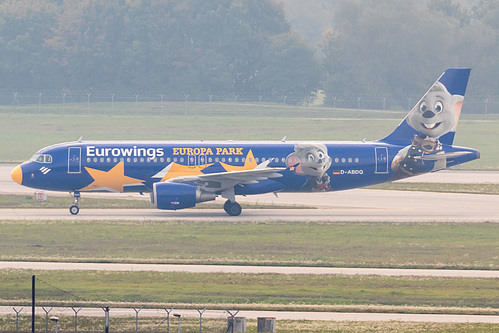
286,143 -> 332,191
407,81 -> 462,140
392,81 -> 463,176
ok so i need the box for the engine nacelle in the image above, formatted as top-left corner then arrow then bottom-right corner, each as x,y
151,182 -> 215,210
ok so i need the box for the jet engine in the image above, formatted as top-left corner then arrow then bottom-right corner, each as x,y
151,182 -> 215,210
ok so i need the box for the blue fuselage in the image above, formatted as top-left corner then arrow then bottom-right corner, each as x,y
14,140 -> 479,194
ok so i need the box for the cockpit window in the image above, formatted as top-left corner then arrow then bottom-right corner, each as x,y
29,154 -> 52,164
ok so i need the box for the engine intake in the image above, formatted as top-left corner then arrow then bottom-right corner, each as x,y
152,182 -> 215,210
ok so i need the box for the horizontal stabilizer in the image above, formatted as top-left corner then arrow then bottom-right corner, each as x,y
414,151 -> 472,161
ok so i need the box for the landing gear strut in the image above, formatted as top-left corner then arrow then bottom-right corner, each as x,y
69,191 -> 80,215
224,200 -> 242,216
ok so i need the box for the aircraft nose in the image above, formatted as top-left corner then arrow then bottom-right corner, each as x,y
11,165 -> 23,185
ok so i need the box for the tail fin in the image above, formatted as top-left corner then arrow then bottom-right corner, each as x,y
380,68 -> 471,145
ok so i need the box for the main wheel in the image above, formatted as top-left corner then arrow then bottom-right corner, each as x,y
225,201 -> 242,216
223,200 -> 231,212
69,205 -> 80,215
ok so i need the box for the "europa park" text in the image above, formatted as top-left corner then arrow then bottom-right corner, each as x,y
172,147 -> 244,156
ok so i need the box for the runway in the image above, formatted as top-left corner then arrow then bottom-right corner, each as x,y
1,261 -> 498,278
1,188 -> 499,222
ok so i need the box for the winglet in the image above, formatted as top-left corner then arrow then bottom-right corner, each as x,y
379,68 -> 471,145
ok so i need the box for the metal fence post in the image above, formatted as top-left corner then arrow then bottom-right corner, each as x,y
102,307 -> 110,333
225,309 -> 239,333
197,308 -> 206,333
13,307 -> 23,333
164,307 -> 174,333
72,307 -> 81,333
42,307 -> 53,333
132,306 -> 143,333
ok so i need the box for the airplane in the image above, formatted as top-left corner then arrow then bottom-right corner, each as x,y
11,68 -> 479,216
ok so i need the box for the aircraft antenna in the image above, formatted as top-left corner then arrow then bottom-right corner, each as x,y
281,136 -> 286,142
77,136 -> 83,142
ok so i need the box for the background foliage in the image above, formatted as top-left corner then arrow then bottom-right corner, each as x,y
0,0 -> 498,104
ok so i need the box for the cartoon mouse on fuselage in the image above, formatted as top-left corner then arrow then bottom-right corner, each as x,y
286,143 -> 332,191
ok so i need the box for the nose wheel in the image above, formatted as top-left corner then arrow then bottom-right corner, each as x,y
69,191 -> 81,215
224,200 -> 242,216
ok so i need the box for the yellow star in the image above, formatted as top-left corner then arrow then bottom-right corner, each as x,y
220,149 -> 258,172
161,162 -> 212,181
81,162 -> 144,192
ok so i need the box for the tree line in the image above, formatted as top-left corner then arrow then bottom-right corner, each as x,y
0,0 -> 498,106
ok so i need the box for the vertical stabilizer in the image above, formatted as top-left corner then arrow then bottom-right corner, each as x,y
380,68 -> 471,145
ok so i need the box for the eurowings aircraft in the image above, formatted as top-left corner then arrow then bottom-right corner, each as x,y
11,68 -> 479,216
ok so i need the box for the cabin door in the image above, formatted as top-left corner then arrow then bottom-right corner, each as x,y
374,147 -> 389,174
68,147 -> 81,173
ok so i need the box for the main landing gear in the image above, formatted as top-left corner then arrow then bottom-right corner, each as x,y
69,191 -> 80,215
224,200 -> 242,216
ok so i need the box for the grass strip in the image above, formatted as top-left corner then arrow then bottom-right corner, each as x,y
1,270 -> 498,310
368,182 -> 499,195
0,220 -> 497,270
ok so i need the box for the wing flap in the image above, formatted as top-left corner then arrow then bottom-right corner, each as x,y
166,167 -> 285,192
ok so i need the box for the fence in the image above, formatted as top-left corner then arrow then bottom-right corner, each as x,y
1,306 -> 251,333
1,91 -> 498,117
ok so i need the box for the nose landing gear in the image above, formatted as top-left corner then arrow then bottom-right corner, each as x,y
69,191 -> 80,215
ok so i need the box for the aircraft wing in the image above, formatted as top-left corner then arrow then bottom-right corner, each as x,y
414,151 -> 472,161
166,167 -> 285,192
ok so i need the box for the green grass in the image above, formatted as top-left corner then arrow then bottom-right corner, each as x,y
1,220 -> 497,270
0,270 -> 499,312
1,102 -> 497,169
1,270 -> 498,309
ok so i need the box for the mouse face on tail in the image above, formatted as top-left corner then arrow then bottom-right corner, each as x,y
407,82 -> 463,139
